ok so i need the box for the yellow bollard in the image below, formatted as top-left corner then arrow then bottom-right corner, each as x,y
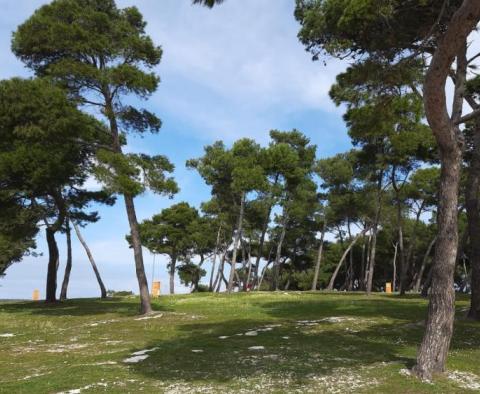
385,282 -> 392,294
152,281 -> 161,297
32,289 -> 40,301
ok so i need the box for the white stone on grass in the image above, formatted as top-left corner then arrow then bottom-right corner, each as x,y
248,346 -> 265,351
218,336 -> 229,339
0,333 -> 15,338
245,331 -> 258,336
134,313 -> 163,321
191,349 -> 204,353
123,355 -> 149,363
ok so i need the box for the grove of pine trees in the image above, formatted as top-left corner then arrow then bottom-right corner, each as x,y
1,0 -> 480,382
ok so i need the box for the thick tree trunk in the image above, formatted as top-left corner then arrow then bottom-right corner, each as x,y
272,214 -> 288,291
413,6 -> 479,376
311,225 -> 326,290
228,192 -> 245,293
60,218 -> 72,301
45,228 -> 59,303
327,227 -> 369,291
414,237 -> 437,293
73,222 -> 107,299
466,122 -> 480,320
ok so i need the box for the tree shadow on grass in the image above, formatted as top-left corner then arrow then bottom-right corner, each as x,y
128,318 -> 414,388
0,297 -> 171,317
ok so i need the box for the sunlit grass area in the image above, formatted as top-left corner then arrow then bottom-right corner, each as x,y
0,292 -> 479,393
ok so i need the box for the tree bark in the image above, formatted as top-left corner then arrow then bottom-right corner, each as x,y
366,223 -> 378,294
392,243 -> 398,293
327,227 -> 370,291
73,222 -> 107,299
45,227 -> 60,303
169,255 -> 177,295
466,121 -> 480,320
414,237 -> 437,293
209,225 -> 222,291
105,93 -> 152,314
228,192 -> 245,293
311,224 -> 326,290
413,5 -> 479,377
124,194 -> 152,313
60,217 -> 73,301
272,214 -> 288,291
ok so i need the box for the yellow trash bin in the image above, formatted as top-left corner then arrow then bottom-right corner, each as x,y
152,281 -> 161,297
32,289 -> 40,301
385,282 -> 392,294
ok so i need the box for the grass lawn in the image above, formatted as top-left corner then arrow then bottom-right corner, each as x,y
0,292 -> 479,393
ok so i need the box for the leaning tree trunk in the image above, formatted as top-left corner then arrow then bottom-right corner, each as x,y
228,192 -> 245,293
327,227 -> 370,291
272,214 -> 288,291
466,121 -> 480,320
413,6 -> 479,377
311,224 -> 326,291
73,222 -> 107,299
106,98 -> 152,314
414,237 -> 437,293
45,227 -> 60,303
60,217 -> 73,301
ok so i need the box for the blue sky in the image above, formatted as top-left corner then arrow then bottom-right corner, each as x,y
0,0 -> 351,299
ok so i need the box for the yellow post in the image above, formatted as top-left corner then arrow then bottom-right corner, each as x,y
385,282 -> 392,294
32,289 -> 40,301
152,281 -> 161,297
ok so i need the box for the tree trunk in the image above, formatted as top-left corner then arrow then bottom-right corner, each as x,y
73,222 -> 107,299
311,224 -> 326,290
169,256 -> 177,295
105,95 -> 151,314
392,243 -> 398,293
60,218 -> 73,301
124,194 -> 152,313
366,223 -> 378,294
214,251 -> 226,292
413,7 -> 478,376
272,214 -> 288,291
209,225 -> 222,291
253,203 -> 274,287
228,192 -> 245,293
414,237 -> 437,293
45,227 -> 59,303
466,121 -> 480,320
402,204 -> 425,294
327,227 -> 370,291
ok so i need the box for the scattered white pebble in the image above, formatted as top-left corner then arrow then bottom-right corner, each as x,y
282,336 -> 290,340
123,355 -> 149,363
191,349 -> 204,353
248,346 -> 265,351
134,313 -> 163,321
131,347 -> 159,356
447,370 -> 480,390
218,336 -> 229,339
399,368 -> 411,377
245,331 -> 258,336
0,333 -> 15,338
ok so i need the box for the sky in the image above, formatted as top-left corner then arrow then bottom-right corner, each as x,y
0,0 -> 351,300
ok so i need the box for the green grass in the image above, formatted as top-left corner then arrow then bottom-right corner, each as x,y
0,292 -> 479,393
